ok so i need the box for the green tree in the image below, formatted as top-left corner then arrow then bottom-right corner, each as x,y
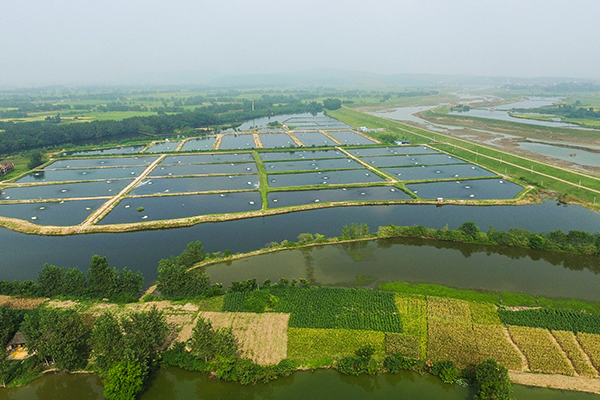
91,313 -> 124,373
37,264 -> 87,297
458,221 -> 480,241
103,362 -> 143,400
474,358 -> 513,400
117,268 -> 144,302
156,258 -> 211,298
213,328 -> 238,360
188,317 -> 215,361
27,150 -> 45,170
176,241 -> 205,268
121,306 -> 169,367
87,255 -> 119,298
323,98 -> 342,110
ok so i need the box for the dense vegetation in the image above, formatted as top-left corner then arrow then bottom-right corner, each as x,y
223,286 -> 403,332
523,103 -> 600,120
498,308 -> 600,334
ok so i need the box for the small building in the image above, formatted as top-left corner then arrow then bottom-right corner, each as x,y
6,332 -> 26,352
0,161 -> 14,176
394,141 -> 411,145
358,127 -> 368,132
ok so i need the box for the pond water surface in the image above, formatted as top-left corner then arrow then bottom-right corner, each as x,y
0,199 -> 106,226
268,169 -> 382,187
219,134 -> 256,150
145,141 -> 182,153
268,186 -> 411,207
0,180 -> 132,201
362,154 -> 465,167
293,131 -> 336,147
130,175 -> 259,195
328,130 -> 377,145
179,137 -> 216,152
348,146 -> 438,156
68,145 -> 145,156
382,164 -> 496,181
45,156 -> 156,169
259,150 -> 345,160
260,133 -> 297,148
265,158 -> 360,172
406,179 -> 523,200
16,167 -> 147,183
161,153 -> 253,164
149,162 -> 257,177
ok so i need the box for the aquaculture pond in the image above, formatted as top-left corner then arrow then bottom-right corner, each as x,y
149,162 -> 257,177
268,169 -> 383,187
161,153 -> 253,164
145,141 -> 182,153
16,166 -> 147,183
328,130 -> 377,145
1,201 -> 600,282
268,186 -> 411,208
219,134 -> 256,150
4,366 -> 600,400
68,145 -> 145,156
99,192 -> 262,224
361,154 -> 466,167
45,156 -> 157,169
0,199 -> 107,226
0,180 -> 132,201
348,146 -> 439,156
406,178 -> 523,200
129,175 -> 260,195
179,137 -> 216,152
259,150 -> 345,160
259,133 -> 297,148
382,164 -> 496,181
293,131 -> 336,147
517,141 -> 600,168
264,158 -> 361,172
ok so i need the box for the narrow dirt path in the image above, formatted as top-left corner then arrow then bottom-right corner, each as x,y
286,132 -> 304,146
320,130 -> 342,145
337,147 -> 398,183
505,326 -> 530,372
252,133 -> 264,148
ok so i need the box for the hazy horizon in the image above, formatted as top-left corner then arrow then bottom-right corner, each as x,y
2,0 -> 599,87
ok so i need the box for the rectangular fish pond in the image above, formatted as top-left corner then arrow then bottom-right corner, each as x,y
149,162 -> 257,177
259,150 -> 345,160
360,153 -> 466,167
268,186 -> 411,207
293,131 -> 337,147
98,191 -> 262,224
259,133 -> 297,148
327,130 -> 377,145
348,146 -> 439,156
382,164 -> 497,181
219,134 -> 256,150
16,166 -> 148,183
0,199 -> 107,226
179,137 -> 216,152
129,175 -> 260,195
267,169 -> 384,187
45,156 -> 157,169
406,178 -> 524,200
0,180 -> 133,201
67,145 -> 145,156
160,153 -> 253,164
145,141 -> 182,153
264,158 -> 362,172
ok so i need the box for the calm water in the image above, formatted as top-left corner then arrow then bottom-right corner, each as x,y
268,186 -> 411,208
0,180 -> 132,201
68,145 -> 145,156
99,192 -> 262,224
348,146 -> 438,156
2,368 -> 599,400
145,141 -> 182,153
219,134 -> 257,150
129,175 -> 259,195
259,150 -> 345,160
268,169 -> 382,187
517,142 -> 600,167
0,201 -> 599,282
406,178 -> 523,200
264,158 -> 360,172
207,237 -> 600,301
45,156 -> 156,169
260,133 -> 297,148
179,137 -> 216,152
161,153 -> 253,164
0,199 -> 106,226
149,162 -> 257,177
328,130 -> 377,145
16,167 -> 146,183
362,154 -> 465,167
293,131 -> 336,146
382,164 -> 496,181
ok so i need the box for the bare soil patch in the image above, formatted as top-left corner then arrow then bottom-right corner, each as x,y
510,372 -> 600,395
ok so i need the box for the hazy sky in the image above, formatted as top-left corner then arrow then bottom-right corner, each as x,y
1,0 -> 599,86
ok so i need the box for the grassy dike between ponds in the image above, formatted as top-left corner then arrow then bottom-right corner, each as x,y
327,107 -> 600,210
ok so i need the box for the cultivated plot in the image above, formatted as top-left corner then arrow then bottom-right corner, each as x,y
406,179 -> 523,200
327,131 -> 377,145
179,137 -> 216,152
382,164 -> 497,181
17,166 -> 147,183
259,133 -> 297,148
259,150 -> 345,160
267,169 -> 384,187
293,131 -> 336,147
264,158 -> 361,172
0,199 -> 107,226
361,154 -> 466,167
268,186 -> 411,208
219,134 -> 256,150
45,156 -> 157,169
99,191 -> 262,224
348,146 -> 439,156
149,162 -> 257,177
161,153 -> 253,164
0,180 -> 132,201
68,146 -> 145,156
130,175 -> 260,195
145,141 -> 182,153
